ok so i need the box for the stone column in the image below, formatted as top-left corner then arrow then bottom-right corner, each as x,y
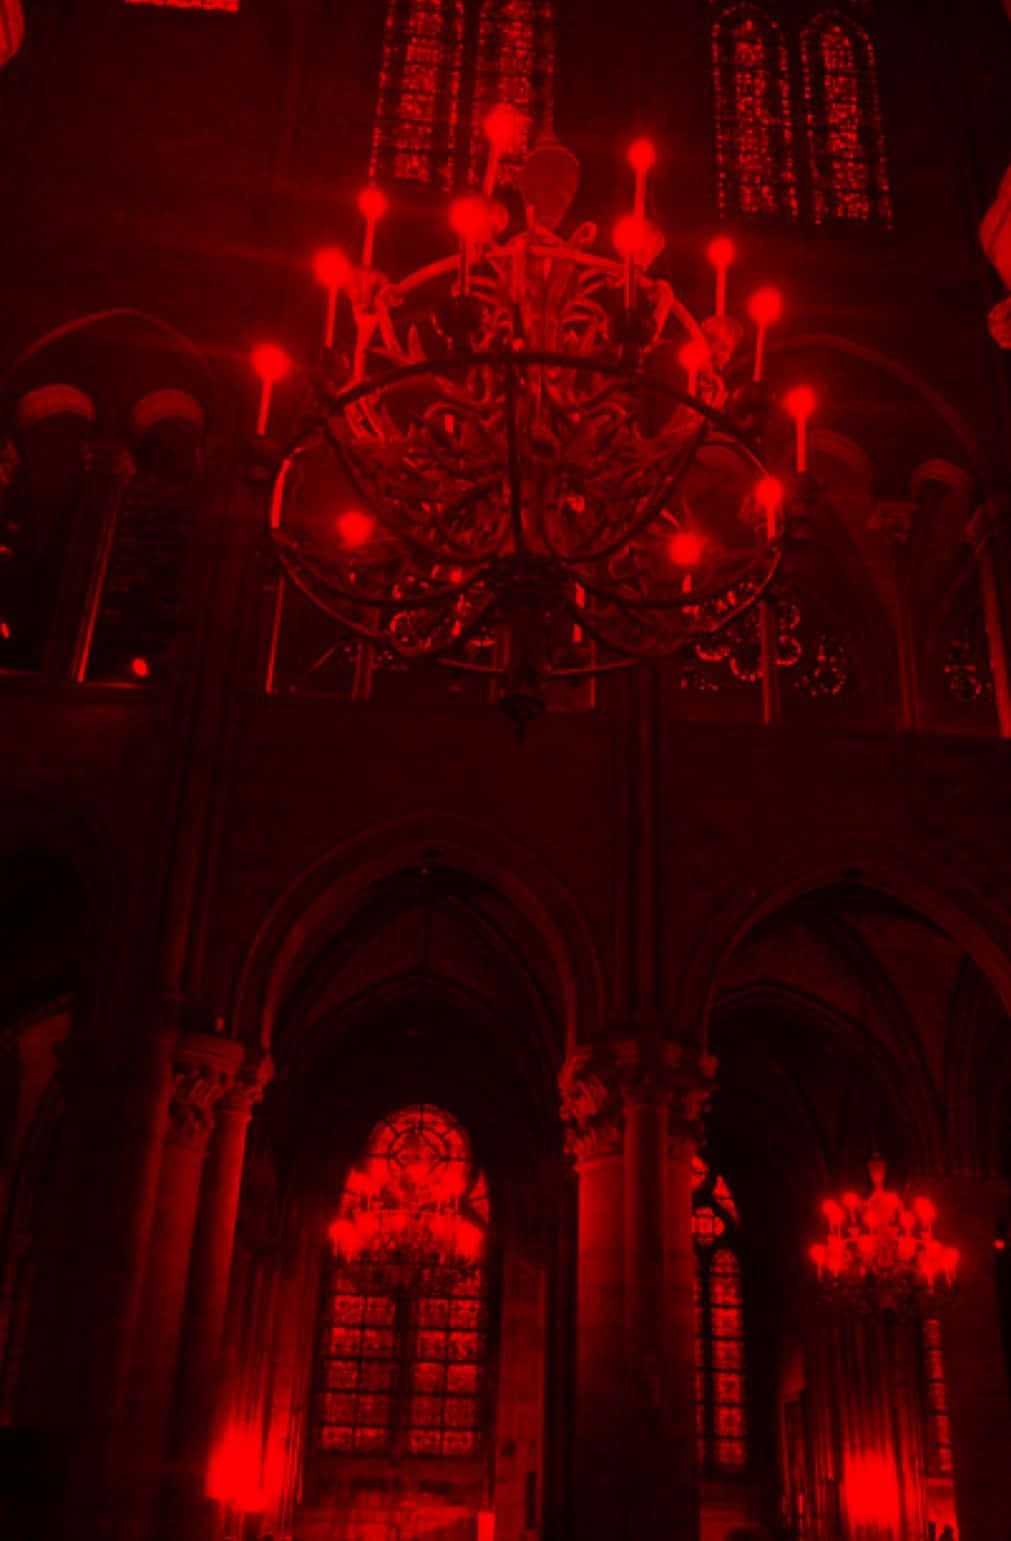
927,1176 -> 1011,1541
116,1032 -> 243,1541
559,1048 -> 627,1541
165,1053 -> 272,1541
967,497 -> 1011,737
561,1039 -> 712,1541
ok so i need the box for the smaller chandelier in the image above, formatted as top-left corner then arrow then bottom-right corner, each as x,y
810,1157 -> 958,1313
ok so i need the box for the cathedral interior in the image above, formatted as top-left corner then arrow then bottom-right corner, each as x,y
1,1 -> 1011,1539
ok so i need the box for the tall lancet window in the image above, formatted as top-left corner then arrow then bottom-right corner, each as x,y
370,0 -> 465,187
712,5 -> 798,219
801,11 -> 892,224
693,1157 -> 748,1472
316,1105 -> 490,1458
469,0 -> 555,181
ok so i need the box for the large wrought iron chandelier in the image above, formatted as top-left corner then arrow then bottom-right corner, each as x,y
253,108 -> 815,727
810,1158 -> 959,1315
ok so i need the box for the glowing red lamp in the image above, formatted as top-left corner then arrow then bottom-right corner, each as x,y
706,235 -> 736,317
313,246 -> 352,348
336,509 -> 376,549
251,344 -> 291,437
754,474 -> 785,539
678,337 -> 709,396
784,384 -> 816,473
482,104 -> 525,194
357,186 -> 388,268
130,656 -> 150,680
747,286 -> 783,382
670,529 -> 705,568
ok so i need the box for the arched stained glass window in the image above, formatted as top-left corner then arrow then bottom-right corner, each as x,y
801,12 -> 892,225
712,4 -> 798,220
370,0 -> 465,188
921,1316 -> 952,1477
468,0 -> 555,183
316,1105 -> 490,1459
693,1156 -> 748,1471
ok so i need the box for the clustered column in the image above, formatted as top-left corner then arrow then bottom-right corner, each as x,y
560,1036 -> 714,1541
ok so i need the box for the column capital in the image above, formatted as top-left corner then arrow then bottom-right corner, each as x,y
168,1034 -> 245,1149
559,1038 -> 717,1164
218,1050 -> 274,1119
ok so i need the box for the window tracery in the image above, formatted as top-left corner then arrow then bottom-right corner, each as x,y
712,4 -> 798,220
468,0 -> 555,182
680,587 -> 853,700
316,1105 -> 490,1459
693,1157 -> 748,1472
370,0 -> 466,188
801,11 -> 892,225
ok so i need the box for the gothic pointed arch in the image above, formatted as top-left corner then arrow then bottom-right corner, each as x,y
369,0 -> 466,188
712,3 -> 798,219
468,0 -> 555,182
801,9 -> 892,225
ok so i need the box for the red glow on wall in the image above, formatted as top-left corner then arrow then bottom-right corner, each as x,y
712,5 -> 798,220
206,1424 -> 264,1512
843,1451 -> 902,1530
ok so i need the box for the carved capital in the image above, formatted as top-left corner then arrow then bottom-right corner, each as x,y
613,1034 -> 681,1107
218,1052 -> 274,1120
559,1048 -> 623,1166
168,1034 -> 245,1149
668,1046 -> 718,1159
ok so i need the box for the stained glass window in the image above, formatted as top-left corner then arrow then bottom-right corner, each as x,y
123,1 -> 239,10
315,1105 -> 490,1459
801,12 -> 892,225
693,1156 -> 748,1472
370,0 -> 465,188
712,5 -> 798,220
921,1317 -> 953,1476
469,0 -> 555,183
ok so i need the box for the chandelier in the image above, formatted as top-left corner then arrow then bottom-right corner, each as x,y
810,1158 -> 959,1314
253,108 -> 816,727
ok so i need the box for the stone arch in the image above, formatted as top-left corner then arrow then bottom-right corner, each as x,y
230,813 -> 608,1059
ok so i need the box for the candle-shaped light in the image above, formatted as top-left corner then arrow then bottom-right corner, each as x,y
754,475 -> 785,540
357,186 -> 388,269
706,235 -> 736,318
678,337 -> 709,398
313,246 -> 352,349
613,213 -> 648,309
747,286 -> 783,382
449,195 -> 492,295
784,385 -> 816,473
251,343 -> 291,438
483,104 -> 523,197
628,137 -> 657,219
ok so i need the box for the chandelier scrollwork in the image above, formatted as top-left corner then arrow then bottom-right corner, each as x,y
256,114 -> 811,727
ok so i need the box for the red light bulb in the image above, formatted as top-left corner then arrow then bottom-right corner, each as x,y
450,194 -> 493,245
784,384 -> 816,420
628,137 -> 657,173
613,213 -> 650,261
251,343 -> 290,384
707,235 -> 736,271
748,286 -> 783,326
484,103 -> 524,151
336,509 -> 376,549
357,186 -> 388,223
670,529 -> 705,568
313,246 -> 352,291
130,656 -> 150,680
